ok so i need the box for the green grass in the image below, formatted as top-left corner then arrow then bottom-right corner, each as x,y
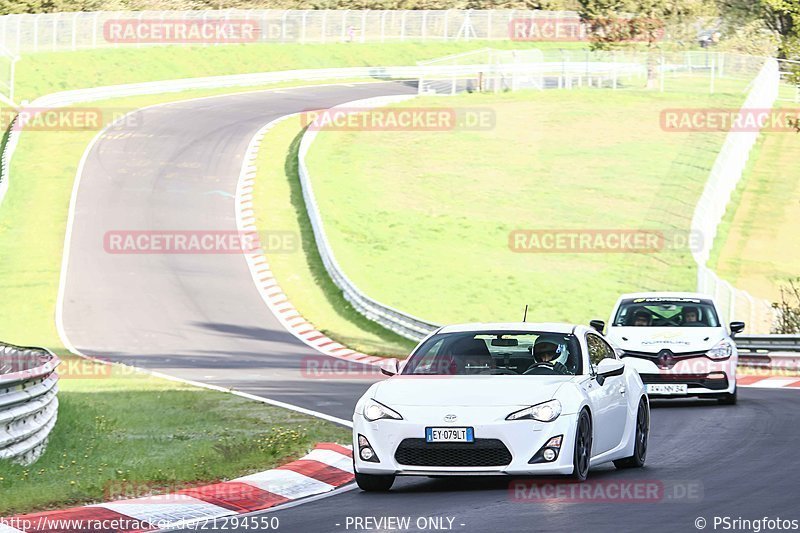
710,99 -> 800,300
253,118 -> 416,357
304,85 -> 747,327
15,41 -> 583,103
0,355 -> 350,515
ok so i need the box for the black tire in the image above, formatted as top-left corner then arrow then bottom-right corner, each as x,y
614,397 -> 649,469
571,409 -> 592,481
355,471 -> 395,492
718,387 -> 737,405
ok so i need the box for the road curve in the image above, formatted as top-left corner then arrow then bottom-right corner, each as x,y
60,81 -> 800,532
60,82 -> 416,421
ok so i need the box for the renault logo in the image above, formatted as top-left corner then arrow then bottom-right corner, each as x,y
657,349 -> 676,369
444,414 -> 457,423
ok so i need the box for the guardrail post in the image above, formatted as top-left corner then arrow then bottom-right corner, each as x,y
52,12 -> 59,51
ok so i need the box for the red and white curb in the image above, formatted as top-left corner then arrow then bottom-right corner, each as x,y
234,114 -> 394,371
737,375 -> 800,389
1,443 -> 354,533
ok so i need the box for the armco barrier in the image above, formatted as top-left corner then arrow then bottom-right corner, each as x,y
0,341 -> 60,465
297,95 -> 440,341
736,335 -> 800,370
736,335 -> 800,353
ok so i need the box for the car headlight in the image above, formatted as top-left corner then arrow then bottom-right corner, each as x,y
363,399 -> 403,422
506,399 -> 562,422
706,340 -> 734,360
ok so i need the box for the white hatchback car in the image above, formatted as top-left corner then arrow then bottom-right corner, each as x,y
352,323 -> 649,492
602,292 -> 743,405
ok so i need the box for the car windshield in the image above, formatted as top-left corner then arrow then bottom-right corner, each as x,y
402,331 -> 582,376
613,298 -> 720,327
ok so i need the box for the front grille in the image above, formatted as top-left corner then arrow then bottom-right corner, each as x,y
621,349 -> 710,369
640,373 -> 729,390
622,349 -> 707,359
394,438 -> 512,467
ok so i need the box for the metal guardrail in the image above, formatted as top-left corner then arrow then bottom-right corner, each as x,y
735,335 -> 800,353
296,95 -> 440,341
736,335 -> 800,371
0,341 -> 60,465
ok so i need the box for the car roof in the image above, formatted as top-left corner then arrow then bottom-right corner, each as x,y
437,322 -> 581,335
616,291 -> 715,302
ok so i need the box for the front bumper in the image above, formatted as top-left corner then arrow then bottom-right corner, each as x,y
622,355 -> 736,397
353,405 -> 577,476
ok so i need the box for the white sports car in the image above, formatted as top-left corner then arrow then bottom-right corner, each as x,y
352,323 -> 649,492
603,292 -> 742,405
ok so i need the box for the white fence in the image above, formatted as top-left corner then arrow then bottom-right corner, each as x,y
419,49 -> 769,95
0,341 -> 60,465
692,57 -> 780,332
0,9 -> 575,54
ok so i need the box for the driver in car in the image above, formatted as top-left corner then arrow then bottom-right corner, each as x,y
527,338 -> 570,375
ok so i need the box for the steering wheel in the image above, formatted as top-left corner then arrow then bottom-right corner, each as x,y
523,362 -> 569,375
479,368 -> 517,375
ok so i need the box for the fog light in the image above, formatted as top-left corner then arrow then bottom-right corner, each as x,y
360,447 -> 375,461
357,434 -> 379,463
708,372 -> 727,380
543,449 -> 556,461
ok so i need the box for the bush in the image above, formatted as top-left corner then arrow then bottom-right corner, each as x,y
772,278 -> 800,334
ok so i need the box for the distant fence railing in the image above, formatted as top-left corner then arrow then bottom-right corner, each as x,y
0,9 -> 575,54
0,341 -> 60,465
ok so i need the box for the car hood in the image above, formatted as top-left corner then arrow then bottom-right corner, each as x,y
607,327 -> 726,352
372,375 -> 574,407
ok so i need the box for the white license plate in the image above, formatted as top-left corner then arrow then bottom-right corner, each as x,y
426,427 -> 474,443
647,384 -> 688,395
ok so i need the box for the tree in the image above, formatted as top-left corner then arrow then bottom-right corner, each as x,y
578,0 -> 712,87
718,0 -> 800,58
772,278 -> 800,334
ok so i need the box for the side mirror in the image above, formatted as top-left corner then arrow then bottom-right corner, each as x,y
729,321 -> 745,336
595,358 -> 624,385
380,358 -> 400,377
589,320 -> 605,334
